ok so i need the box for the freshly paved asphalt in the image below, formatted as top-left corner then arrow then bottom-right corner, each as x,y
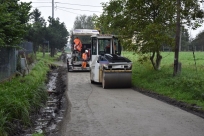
60,72 -> 204,136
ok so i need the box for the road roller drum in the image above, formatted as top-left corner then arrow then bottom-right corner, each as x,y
102,71 -> 132,89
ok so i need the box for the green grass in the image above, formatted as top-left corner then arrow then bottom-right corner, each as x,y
0,52 -> 60,136
123,51 -> 204,110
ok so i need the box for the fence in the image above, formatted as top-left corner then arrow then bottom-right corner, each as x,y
19,41 -> 33,54
0,42 -> 33,82
162,45 -> 204,52
0,48 -> 16,82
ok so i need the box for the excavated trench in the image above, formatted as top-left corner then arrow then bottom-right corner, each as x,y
17,66 -> 68,136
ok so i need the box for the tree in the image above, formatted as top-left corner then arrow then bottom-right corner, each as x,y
191,30 -> 204,50
24,8 -> 46,53
96,0 -> 176,70
0,0 -> 31,47
24,8 -> 69,57
73,14 -> 94,29
95,0 -> 204,71
30,8 -> 46,25
180,27 -> 190,51
46,17 -> 69,57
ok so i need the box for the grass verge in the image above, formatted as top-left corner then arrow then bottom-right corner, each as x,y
0,52 -> 60,136
123,51 -> 204,110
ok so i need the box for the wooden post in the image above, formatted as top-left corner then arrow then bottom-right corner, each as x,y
173,0 -> 181,76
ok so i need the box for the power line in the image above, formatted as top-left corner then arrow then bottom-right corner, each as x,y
56,6 -> 102,13
32,6 -> 102,13
32,2 -> 52,3
56,8 -> 79,15
55,2 -> 102,7
32,2 -> 102,7
32,6 -> 52,8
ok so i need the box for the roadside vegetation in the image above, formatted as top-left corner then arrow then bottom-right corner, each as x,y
0,53 -> 59,136
123,51 -> 204,110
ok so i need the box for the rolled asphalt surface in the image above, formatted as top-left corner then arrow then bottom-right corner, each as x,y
59,71 -> 204,136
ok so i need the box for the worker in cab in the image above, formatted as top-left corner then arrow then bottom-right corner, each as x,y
105,42 -> 116,54
105,44 -> 110,53
113,42 -> 117,54
74,37 -> 82,52
82,50 -> 88,68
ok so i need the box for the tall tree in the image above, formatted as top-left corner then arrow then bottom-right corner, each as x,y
30,8 -> 46,25
0,0 -> 31,47
46,17 -> 69,57
95,0 -> 204,70
24,8 -> 46,53
73,14 -> 94,29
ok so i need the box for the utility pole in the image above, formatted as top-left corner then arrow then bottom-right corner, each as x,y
173,0 -> 181,76
52,0 -> 54,18
179,26 -> 182,52
51,0 -> 54,57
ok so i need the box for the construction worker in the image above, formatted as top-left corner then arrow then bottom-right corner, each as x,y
105,44 -> 110,53
74,37 -> 82,52
105,43 -> 117,54
82,50 -> 88,68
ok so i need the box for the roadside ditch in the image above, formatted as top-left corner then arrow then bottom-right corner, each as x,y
19,65 -> 68,136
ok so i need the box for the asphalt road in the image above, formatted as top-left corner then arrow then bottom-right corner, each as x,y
60,72 -> 204,136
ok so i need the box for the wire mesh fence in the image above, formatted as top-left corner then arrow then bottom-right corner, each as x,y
0,42 -> 34,82
0,48 -> 16,82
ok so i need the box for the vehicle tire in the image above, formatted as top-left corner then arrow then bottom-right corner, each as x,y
90,70 -> 94,83
67,65 -> 69,72
91,80 -> 94,84
67,60 -> 70,72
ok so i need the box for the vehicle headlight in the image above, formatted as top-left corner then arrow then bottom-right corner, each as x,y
103,64 -> 109,69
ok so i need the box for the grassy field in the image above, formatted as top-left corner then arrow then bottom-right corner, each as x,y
0,52 -> 60,136
123,51 -> 204,110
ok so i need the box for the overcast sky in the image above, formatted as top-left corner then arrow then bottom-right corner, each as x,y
20,0 -> 108,31
20,0 -> 204,39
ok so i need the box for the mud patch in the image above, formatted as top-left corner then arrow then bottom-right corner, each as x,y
133,86 -> 204,119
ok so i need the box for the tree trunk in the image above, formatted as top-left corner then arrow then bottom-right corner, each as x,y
150,51 -> 162,71
150,51 -> 156,70
173,0 -> 181,76
156,52 -> 162,70
33,43 -> 37,55
51,47 -> 55,57
43,44 -> 45,58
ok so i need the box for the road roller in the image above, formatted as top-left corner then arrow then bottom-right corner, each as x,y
89,34 -> 132,89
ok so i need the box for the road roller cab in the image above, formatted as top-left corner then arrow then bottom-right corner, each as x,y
89,34 -> 132,89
